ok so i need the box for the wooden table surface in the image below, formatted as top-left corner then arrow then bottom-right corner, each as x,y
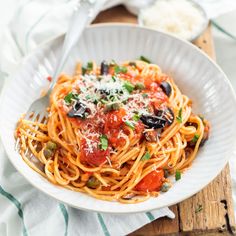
94,5 -> 236,236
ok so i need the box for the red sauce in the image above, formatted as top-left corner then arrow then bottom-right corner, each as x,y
62,65 -> 171,167
104,108 -> 127,148
135,170 -> 164,192
80,137 -> 109,166
47,76 -> 52,82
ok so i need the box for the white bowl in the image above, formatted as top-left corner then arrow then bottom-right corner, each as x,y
1,24 -> 236,214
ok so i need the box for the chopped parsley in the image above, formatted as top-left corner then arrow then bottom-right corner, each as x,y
87,61 -> 93,71
64,92 -> 78,104
99,135 -> 108,151
132,114 -> 140,122
80,87 -> 86,93
142,93 -> 148,98
82,67 -> 86,75
195,204 -> 203,213
85,95 -> 91,100
111,76 -> 116,82
123,81 -> 135,93
192,134 -> 200,143
129,62 -> 136,67
175,170 -> 181,181
110,59 -> 117,66
104,102 -> 122,112
141,152 -> 151,161
135,82 -> 145,90
125,121 -> 135,130
114,66 -> 127,74
140,55 -> 151,64
176,108 -> 183,123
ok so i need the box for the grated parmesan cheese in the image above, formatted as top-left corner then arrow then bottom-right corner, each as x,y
141,0 -> 206,40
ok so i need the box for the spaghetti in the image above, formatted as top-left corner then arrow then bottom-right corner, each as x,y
15,58 -> 210,203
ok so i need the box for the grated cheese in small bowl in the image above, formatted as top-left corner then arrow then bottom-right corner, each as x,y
139,0 -> 208,41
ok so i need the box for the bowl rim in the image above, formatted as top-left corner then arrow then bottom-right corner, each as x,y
1,23 -> 236,214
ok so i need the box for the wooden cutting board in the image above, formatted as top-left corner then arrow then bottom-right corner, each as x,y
94,5 -> 236,235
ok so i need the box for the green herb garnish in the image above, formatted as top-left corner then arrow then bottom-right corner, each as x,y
192,134 -> 200,143
114,66 -> 128,74
195,204 -> 203,213
142,93 -> 148,98
129,62 -> 136,67
135,82 -> 145,90
125,121 -> 135,130
110,59 -> 117,66
112,76 -> 116,82
101,99 -> 108,104
141,152 -> 151,161
64,92 -> 78,104
140,56 -> 151,64
123,81 -> 134,93
133,114 -> 140,122
104,102 -> 122,112
82,67 -> 86,75
175,170 -> 181,181
176,108 -> 183,123
87,61 -> 93,71
99,134 -> 108,151
80,87 -> 86,93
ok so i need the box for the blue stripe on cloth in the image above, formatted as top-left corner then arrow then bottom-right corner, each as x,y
145,212 -> 155,222
0,185 -> 28,236
212,20 -> 236,41
59,203 -> 69,236
97,213 -> 110,236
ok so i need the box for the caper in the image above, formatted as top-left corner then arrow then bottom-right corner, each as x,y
46,141 -> 57,151
86,177 -> 100,189
43,149 -> 53,158
161,182 -> 171,192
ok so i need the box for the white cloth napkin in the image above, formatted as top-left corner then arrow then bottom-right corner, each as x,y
1,0 -> 236,235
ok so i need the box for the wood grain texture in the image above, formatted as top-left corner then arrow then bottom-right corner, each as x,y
93,5 -> 236,235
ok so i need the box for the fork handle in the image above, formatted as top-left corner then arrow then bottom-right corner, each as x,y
51,0 -> 107,90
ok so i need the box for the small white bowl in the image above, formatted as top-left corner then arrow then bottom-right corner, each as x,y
1,24 -> 236,214
138,0 -> 209,41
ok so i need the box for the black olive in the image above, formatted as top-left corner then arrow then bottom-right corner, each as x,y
144,130 -> 158,142
100,60 -> 109,75
140,114 -> 167,129
141,107 -> 174,129
155,107 -> 174,125
166,107 -> 174,125
67,101 -> 88,118
160,81 -> 172,97
200,131 -> 209,147
99,88 -> 122,96
99,89 -> 110,95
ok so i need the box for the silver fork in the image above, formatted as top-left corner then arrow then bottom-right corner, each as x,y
15,0 -> 107,152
